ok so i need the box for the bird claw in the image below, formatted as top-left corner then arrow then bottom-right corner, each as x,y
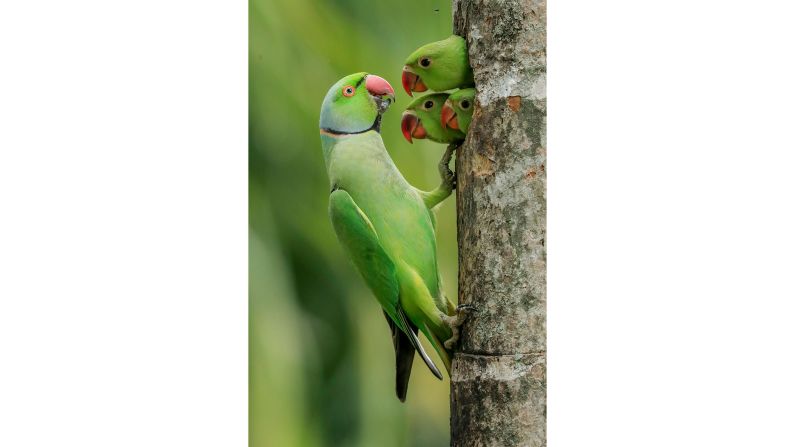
441,303 -> 477,350
456,304 -> 477,313
438,144 -> 459,191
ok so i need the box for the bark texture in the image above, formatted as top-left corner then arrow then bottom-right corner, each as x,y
451,0 -> 546,445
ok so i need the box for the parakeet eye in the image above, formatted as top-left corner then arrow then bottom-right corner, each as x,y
342,86 -> 355,97
460,99 -> 471,110
423,100 -> 434,109
419,57 -> 431,68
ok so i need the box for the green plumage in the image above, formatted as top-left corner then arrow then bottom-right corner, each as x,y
445,88 -> 475,133
404,93 -> 465,144
404,35 -> 474,92
320,73 -> 455,400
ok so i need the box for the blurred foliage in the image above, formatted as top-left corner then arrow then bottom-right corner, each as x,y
250,0 -> 459,445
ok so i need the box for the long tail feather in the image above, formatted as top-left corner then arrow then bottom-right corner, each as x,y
384,311 -> 416,402
397,308 -> 443,380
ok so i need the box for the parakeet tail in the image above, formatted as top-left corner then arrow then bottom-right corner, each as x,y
384,311 -> 416,402
397,308 -> 443,380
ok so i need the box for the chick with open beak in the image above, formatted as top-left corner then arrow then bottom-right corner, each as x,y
401,66 -> 428,97
401,93 -> 465,144
401,35 -> 474,96
440,99 -> 458,131
440,88 -> 475,133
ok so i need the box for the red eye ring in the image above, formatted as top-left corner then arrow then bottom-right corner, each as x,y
342,85 -> 355,97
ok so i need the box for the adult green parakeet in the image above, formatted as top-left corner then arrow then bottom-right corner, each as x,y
441,88 -> 475,133
319,73 -> 468,401
402,35 -> 474,96
401,93 -> 465,144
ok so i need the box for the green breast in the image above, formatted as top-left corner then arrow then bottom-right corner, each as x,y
324,132 -> 440,297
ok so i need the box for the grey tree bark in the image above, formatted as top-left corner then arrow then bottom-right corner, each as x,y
451,0 -> 546,446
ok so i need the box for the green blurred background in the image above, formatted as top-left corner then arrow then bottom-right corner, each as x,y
249,0 -> 458,445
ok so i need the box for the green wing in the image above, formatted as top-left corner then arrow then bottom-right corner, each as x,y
329,188 -> 443,381
329,188 -> 400,323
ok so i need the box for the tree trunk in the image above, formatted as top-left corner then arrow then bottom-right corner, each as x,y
451,0 -> 546,445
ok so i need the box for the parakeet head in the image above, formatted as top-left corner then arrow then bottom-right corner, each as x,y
401,93 -> 465,144
441,88 -> 475,133
402,35 -> 473,96
319,72 -> 396,135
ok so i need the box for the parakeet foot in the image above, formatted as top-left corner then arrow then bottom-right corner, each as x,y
420,144 -> 459,209
441,304 -> 476,349
438,143 -> 459,191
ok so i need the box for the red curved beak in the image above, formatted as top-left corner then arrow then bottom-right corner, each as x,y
441,100 -> 459,130
401,66 -> 428,96
365,74 -> 395,99
401,112 -> 426,143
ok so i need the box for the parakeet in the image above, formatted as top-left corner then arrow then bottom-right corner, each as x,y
441,88 -> 475,134
319,73 -> 468,401
402,35 -> 474,96
401,93 -> 465,144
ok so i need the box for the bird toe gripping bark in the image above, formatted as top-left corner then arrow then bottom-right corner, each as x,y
442,304 -> 476,350
439,143 -> 459,192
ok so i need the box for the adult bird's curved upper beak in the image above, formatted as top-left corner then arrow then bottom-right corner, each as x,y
365,74 -> 395,114
401,111 -> 426,143
401,66 -> 427,96
441,100 -> 459,130
365,74 -> 395,99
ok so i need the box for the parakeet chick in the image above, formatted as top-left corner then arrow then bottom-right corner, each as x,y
401,93 -> 465,144
320,73 -> 469,401
402,35 -> 474,96
441,88 -> 475,133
